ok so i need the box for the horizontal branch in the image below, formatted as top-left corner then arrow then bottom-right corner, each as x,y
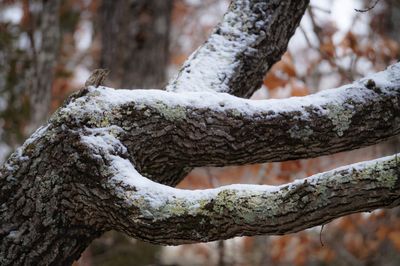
106,152 -> 400,245
54,63 -> 400,184
167,0 -> 309,97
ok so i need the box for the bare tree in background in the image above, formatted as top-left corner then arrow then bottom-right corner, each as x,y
99,0 -> 172,89
0,0 -> 61,162
26,0 -> 61,132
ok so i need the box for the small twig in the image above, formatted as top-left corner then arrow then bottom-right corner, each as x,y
319,224 -> 325,246
299,25 -> 313,49
218,240 -> 225,266
354,0 -> 381,13
206,167 -> 219,187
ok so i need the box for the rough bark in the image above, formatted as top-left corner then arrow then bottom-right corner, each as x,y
167,0 -> 309,97
94,154 -> 400,245
99,0 -> 172,89
58,65 -> 400,186
1,0 -> 400,265
1,63 -> 399,265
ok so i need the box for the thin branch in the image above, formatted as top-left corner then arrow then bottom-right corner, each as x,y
355,0 -> 381,13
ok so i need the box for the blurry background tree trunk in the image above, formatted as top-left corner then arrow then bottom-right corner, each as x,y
26,0 -> 61,133
382,0 -> 400,44
99,0 -> 172,89
0,0 -> 61,163
372,0 -> 400,155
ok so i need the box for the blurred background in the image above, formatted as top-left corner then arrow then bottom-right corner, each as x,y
0,0 -> 399,265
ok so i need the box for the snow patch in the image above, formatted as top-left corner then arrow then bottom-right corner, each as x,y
108,155 -> 278,210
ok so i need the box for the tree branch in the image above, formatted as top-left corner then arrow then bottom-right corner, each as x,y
87,143 -> 400,245
167,0 -> 309,97
54,63 -> 400,185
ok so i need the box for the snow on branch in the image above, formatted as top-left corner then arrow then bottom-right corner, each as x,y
4,63 -> 398,189
105,150 -> 400,245
57,63 -> 400,176
167,0 -> 309,98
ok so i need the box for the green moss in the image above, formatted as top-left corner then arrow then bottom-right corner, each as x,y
153,102 -> 187,121
213,190 -> 236,214
163,198 -> 189,216
99,117 -> 111,127
209,190 -> 284,224
198,199 -> 210,209
325,103 -> 354,136
382,170 -> 399,189
365,161 -> 397,189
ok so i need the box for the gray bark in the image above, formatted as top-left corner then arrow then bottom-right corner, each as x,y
1,0 -> 399,265
1,62 -> 399,265
167,0 -> 309,97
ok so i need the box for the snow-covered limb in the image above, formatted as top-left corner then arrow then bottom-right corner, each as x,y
1,115 -> 399,264
0,54 -> 398,266
56,63 -> 400,185
167,0 -> 309,97
105,152 -> 400,245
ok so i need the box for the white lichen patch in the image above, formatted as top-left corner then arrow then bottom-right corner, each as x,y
361,159 -> 398,189
289,125 -> 313,140
153,101 -> 187,121
325,103 -> 354,137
